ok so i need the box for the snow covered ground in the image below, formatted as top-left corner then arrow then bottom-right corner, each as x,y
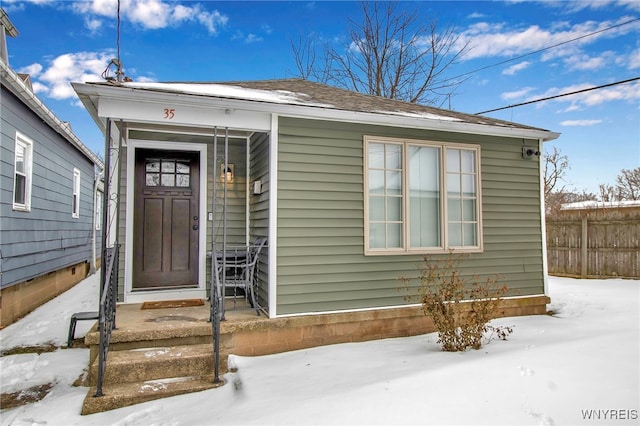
1,274 -> 638,426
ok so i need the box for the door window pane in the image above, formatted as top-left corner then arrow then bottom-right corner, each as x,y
176,175 -> 190,187
146,160 -> 160,172
146,158 -> 191,188
161,174 -> 175,187
146,173 -> 160,186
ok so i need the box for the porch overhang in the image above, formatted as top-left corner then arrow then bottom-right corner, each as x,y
72,82 -> 560,142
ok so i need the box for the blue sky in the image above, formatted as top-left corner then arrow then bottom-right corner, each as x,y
3,0 -> 639,195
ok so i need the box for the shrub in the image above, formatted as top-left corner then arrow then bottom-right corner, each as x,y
400,254 -> 512,352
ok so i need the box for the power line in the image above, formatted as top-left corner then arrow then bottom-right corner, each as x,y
447,17 -> 640,83
475,77 -> 640,115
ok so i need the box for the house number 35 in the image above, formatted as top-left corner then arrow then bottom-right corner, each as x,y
163,108 -> 175,119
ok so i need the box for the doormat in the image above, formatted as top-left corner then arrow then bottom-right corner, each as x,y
141,299 -> 205,310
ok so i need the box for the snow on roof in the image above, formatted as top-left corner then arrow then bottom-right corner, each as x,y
561,200 -> 640,210
122,81 -> 335,108
117,79 -> 549,132
372,109 -> 462,121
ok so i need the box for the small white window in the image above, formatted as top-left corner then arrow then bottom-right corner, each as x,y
13,132 -> 33,212
72,168 -> 81,218
95,191 -> 102,230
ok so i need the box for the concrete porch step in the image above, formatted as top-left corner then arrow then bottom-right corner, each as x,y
81,375 -> 225,415
89,343 -> 226,386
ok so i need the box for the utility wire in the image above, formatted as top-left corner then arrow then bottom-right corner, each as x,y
447,17 -> 640,83
475,77 -> 639,115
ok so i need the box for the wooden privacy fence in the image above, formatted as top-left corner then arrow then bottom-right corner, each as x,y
546,205 -> 640,278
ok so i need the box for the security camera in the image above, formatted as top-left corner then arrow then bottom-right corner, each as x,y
522,146 -> 541,159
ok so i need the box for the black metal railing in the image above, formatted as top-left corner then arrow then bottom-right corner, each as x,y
94,243 -> 119,397
210,250 -> 223,384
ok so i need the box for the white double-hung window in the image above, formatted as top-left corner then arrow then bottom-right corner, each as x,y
365,136 -> 482,254
72,168 -> 81,218
13,132 -> 33,212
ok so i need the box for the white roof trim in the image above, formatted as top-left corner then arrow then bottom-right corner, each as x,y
1,61 -> 103,168
73,82 -> 560,142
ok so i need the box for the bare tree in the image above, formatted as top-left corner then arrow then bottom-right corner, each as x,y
615,167 -> 640,200
599,183 -> 620,202
543,147 -> 570,198
546,190 -> 597,216
291,2 -> 469,106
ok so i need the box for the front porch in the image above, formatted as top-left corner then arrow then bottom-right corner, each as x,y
79,293 -> 550,414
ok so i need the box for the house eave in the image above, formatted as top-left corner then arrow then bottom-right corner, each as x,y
72,82 -> 560,142
1,62 -> 104,169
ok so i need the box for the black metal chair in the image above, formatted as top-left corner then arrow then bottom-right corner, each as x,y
215,238 -> 267,315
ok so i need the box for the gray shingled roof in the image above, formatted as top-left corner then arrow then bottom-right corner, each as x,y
163,78 -> 550,132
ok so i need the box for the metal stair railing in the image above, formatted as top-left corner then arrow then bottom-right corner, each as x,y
94,243 -> 119,397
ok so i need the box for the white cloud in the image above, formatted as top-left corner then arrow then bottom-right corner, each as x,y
29,51 -> 115,100
502,61 -> 530,75
71,0 -> 228,34
245,34 -> 263,44
17,63 -> 43,78
232,31 -> 263,44
456,17 -> 640,62
84,17 -> 103,33
134,75 -> 157,83
563,0 -> 640,12
563,51 -> 616,71
128,0 -> 171,29
501,86 -> 535,101
560,119 -> 603,126
531,81 -> 640,110
31,81 -> 49,95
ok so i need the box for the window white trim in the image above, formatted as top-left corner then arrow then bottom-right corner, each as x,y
72,168 -> 81,218
13,132 -> 33,212
95,191 -> 102,230
364,135 -> 483,255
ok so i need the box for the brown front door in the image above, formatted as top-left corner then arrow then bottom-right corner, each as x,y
133,149 -> 200,289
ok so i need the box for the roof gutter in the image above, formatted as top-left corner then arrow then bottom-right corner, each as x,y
1,61 -> 104,169
72,82 -> 560,142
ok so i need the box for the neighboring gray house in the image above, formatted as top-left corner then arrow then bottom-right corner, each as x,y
0,9 -> 103,326
73,78 -> 559,321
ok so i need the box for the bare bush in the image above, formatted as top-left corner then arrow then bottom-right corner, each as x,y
401,254 -> 512,351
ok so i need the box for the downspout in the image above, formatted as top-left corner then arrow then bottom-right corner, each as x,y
89,170 -> 102,275
99,119 -> 112,302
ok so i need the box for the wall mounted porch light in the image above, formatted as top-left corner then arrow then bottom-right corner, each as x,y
221,163 -> 234,182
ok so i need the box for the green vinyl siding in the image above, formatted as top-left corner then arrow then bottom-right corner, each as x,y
249,131 -> 270,308
276,117 -> 545,316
